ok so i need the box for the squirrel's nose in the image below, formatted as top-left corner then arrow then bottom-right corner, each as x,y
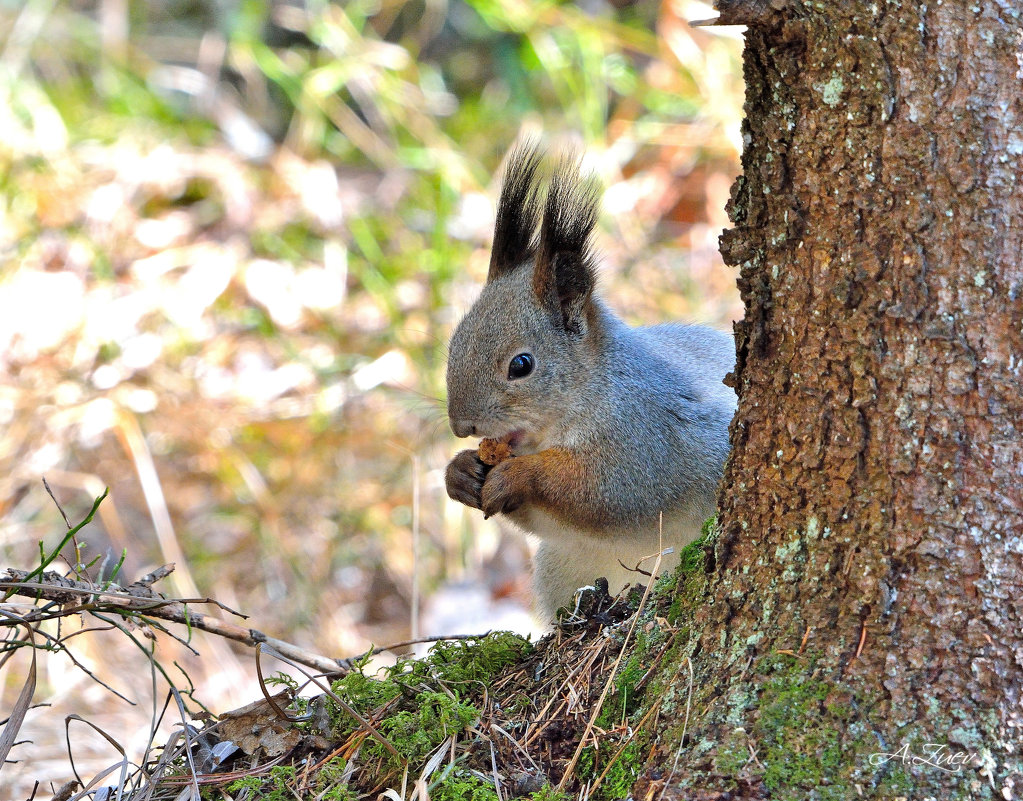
450,419 -> 477,438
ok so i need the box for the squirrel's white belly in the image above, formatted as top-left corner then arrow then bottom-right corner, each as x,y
511,508 -> 705,620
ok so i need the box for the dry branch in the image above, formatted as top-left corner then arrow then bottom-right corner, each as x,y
0,565 -> 346,676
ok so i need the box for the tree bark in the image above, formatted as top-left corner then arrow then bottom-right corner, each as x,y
641,1 -> 1023,798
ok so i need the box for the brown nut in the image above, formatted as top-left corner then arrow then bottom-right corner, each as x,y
478,437 -> 513,466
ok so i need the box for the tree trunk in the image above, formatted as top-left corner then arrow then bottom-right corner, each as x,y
641,2 -> 1023,798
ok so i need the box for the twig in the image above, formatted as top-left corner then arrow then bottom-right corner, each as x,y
854,621 -> 867,660
42,476 -> 72,529
0,568 -> 345,676
4,490 -> 107,602
342,632 -> 500,666
0,608 -> 135,704
257,643 -> 401,759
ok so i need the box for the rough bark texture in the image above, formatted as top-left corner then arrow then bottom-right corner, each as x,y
639,1 -> 1023,798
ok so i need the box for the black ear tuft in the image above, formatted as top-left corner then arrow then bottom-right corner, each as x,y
533,154 -> 601,334
488,140 -> 545,282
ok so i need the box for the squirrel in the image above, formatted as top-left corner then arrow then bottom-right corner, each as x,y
444,142 -> 736,620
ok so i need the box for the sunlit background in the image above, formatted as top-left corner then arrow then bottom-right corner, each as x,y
0,0 -> 742,793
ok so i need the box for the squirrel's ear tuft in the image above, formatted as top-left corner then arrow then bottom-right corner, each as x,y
488,140 -> 545,283
533,154 -> 600,335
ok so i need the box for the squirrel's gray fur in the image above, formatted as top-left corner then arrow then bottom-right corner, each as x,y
444,141 -> 736,620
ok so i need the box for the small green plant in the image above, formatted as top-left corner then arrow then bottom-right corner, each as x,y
329,632 -> 530,723
430,769 -> 500,801
530,786 -> 571,801
318,766 -> 358,801
596,740 -> 643,801
576,739 -> 646,801
370,690 -> 479,764
225,765 -> 297,801
325,633 -> 531,773
596,648 -> 648,730
264,671 -> 299,690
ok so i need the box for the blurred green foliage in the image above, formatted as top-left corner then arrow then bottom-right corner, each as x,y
0,0 -> 741,685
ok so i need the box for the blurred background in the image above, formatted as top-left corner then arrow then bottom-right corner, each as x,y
0,0 -> 742,792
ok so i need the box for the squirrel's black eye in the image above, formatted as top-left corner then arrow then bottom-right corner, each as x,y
508,353 -> 535,379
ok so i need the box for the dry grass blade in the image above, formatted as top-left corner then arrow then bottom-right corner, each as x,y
168,689 -> 202,801
116,410 -> 198,600
0,623 -> 37,765
64,714 -> 131,801
138,724 -> 189,801
488,736 -> 504,801
415,737 -> 452,795
556,530 -> 666,793
252,643 -> 303,722
522,634 -> 608,748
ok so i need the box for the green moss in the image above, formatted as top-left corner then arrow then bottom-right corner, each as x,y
328,669 -> 402,724
575,740 -> 644,801
427,773 -> 571,801
663,518 -> 716,625
752,655 -> 862,799
713,728 -> 750,775
315,756 -> 355,801
597,741 -> 643,801
530,786 -> 570,801
371,690 -> 479,764
413,631 -> 532,685
575,746 -> 596,785
328,632 -> 531,732
430,770 -> 500,801
226,765 -> 297,801
597,649 -> 647,729
214,634 -> 534,797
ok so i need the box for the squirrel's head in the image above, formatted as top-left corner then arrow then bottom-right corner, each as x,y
446,142 -> 604,446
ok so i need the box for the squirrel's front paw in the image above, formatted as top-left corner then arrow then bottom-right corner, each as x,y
480,458 -> 531,518
445,449 -> 489,510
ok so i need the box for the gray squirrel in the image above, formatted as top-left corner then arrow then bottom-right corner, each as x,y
444,142 -> 736,619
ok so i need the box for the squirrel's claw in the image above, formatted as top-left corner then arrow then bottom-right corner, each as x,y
445,449 -> 489,510
480,458 -> 528,518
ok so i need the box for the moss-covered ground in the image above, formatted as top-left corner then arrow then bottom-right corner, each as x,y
137,532 -> 722,801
